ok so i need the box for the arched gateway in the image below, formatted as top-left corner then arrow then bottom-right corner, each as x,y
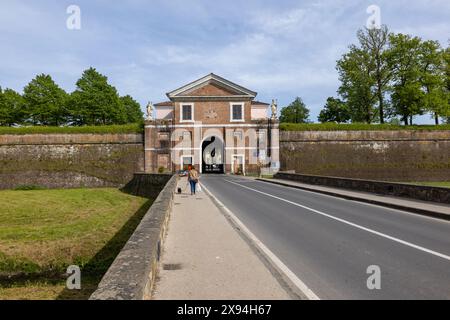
201,136 -> 224,174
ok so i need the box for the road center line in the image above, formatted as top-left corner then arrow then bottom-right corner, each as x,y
225,179 -> 450,262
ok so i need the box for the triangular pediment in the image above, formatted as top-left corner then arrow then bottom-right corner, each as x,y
185,82 -> 242,96
167,74 -> 257,100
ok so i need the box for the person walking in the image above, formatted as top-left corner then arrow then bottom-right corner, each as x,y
188,166 -> 200,195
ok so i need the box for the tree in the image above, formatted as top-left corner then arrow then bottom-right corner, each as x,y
445,44 -> 450,93
443,44 -> 450,123
336,26 -> 391,124
337,46 -> 378,123
318,97 -> 351,123
0,88 -> 25,126
71,68 -> 126,125
120,95 -> 143,123
357,26 -> 391,124
23,74 -> 68,126
386,34 -> 425,125
418,40 -> 448,124
279,97 -> 310,123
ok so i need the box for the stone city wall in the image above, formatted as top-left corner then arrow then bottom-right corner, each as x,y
280,130 -> 450,181
0,133 -> 145,189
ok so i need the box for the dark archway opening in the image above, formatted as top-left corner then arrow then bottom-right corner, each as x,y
202,136 -> 224,174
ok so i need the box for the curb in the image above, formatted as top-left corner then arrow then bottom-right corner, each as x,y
202,184 -> 320,301
256,179 -> 450,221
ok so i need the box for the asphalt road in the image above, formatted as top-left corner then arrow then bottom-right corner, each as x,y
201,175 -> 450,300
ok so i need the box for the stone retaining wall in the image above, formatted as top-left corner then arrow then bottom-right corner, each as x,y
90,174 -> 178,300
275,172 -> 450,204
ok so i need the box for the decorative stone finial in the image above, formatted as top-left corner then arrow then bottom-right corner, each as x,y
146,102 -> 154,121
271,99 -> 278,120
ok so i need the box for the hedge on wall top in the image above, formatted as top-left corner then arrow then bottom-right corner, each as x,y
2,123 -> 450,135
0,124 -> 144,135
280,123 -> 450,131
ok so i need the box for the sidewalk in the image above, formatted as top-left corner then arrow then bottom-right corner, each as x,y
258,178 -> 450,219
152,177 -> 291,300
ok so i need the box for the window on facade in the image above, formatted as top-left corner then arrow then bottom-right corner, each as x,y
158,133 -> 169,140
182,104 -> 193,121
232,104 -> 244,121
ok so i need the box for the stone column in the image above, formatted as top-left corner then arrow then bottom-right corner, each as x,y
270,123 -> 280,174
144,121 -> 156,173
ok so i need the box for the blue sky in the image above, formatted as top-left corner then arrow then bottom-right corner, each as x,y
0,0 -> 449,123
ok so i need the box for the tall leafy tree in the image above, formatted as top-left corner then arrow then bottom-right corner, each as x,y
120,95 -> 143,123
279,97 -> 310,123
357,26 -> 391,123
23,74 -> 68,126
386,34 -> 425,125
337,46 -> 378,123
0,88 -> 25,126
418,41 -> 448,124
318,97 -> 351,123
71,68 -> 126,125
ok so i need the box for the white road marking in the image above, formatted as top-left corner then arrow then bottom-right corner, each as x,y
202,183 -> 320,300
225,179 -> 450,263
256,179 -> 450,224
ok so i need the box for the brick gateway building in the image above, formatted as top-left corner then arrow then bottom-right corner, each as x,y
144,74 -> 280,175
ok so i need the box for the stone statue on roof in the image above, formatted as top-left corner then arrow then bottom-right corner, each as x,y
271,99 -> 278,120
146,102 -> 154,121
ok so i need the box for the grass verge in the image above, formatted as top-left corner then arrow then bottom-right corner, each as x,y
0,188 -> 152,300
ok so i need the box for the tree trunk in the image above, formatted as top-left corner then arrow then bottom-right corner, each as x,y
435,113 -> 439,125
377,80 -> 384,124
409,115 -> 413,126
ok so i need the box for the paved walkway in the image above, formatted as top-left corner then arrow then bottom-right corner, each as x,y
152,177 -> 291,300
258,178 -> 450,218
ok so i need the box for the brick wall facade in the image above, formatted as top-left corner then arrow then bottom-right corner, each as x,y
145,74 -> 280,175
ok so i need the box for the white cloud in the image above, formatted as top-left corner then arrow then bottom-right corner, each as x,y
252,8 -> 307,34
0,0 -> 448,122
